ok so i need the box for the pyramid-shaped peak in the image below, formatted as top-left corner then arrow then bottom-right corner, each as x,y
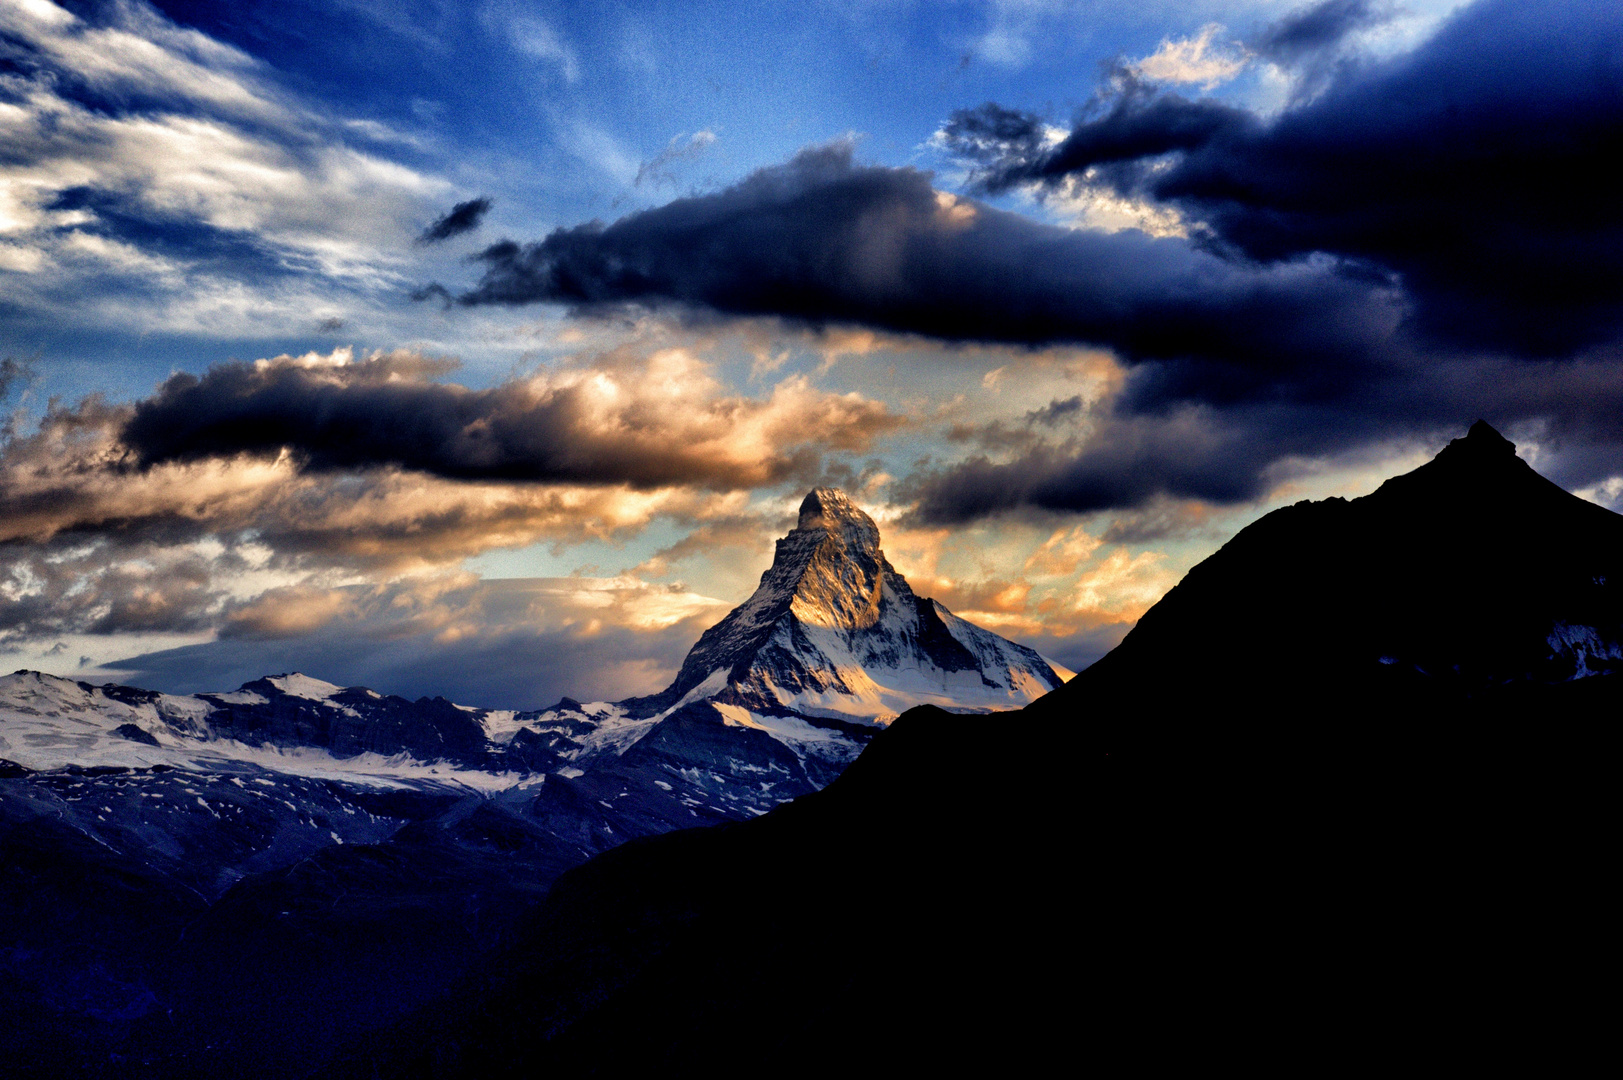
1370,418 -> 1547,506
798,488 -> 874,532
636,485 -> 1065,720
1453,419 -> 1516,456
1409,419 -> 1529,485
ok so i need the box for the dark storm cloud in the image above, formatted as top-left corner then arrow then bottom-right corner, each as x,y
120,349 -> 897,489
945,0 -> 1623,356
427,1 -> 1623,524
440,141 -> 1413,519
449,142 -> 1401,386
1026,396 -> 1085,427
911,350 -> 1623,524
417,197 -> 493,244
942,94 -> 1245,193
1255,0 -> 1397,65
907,412 -> 1298,524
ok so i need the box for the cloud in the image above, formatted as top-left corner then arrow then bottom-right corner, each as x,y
421,2 -> 1623,523
907,407 -> 1291,524
418,197 -> 493,244
1132,24 -> 1250,89
0,0 -> 448,336
0,340 -> 902,645
223,585 -> 355,639
0,385 -> 741,568
962,0 -> 1075,70
946,0 -> 1623,357
107,574 -> 733,708
500,9 -> 580,83
1256,0 -> 1399,67
635,131 -> 718,189
122,346 -> 901,489
447,142 -> 1400,390
875,513 -> 1175,676
911,344 -> 1623,525
0,358 -> 34,403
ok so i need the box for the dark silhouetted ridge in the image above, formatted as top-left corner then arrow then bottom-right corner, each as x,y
1034,420 -> 1623,744
331,423 -> 1614,1076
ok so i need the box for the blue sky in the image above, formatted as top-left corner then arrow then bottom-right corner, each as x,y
4,0 -> 1619,705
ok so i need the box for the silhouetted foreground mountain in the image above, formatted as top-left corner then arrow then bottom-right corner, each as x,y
1040,419 -> 1623,728
332,422 -> 1615,1076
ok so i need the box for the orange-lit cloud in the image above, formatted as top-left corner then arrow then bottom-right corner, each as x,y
0,343 -> 900,645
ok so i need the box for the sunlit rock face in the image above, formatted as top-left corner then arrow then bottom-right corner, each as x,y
637,487 -> 1067,724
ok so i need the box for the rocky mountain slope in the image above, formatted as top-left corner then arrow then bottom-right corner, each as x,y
1,487 -> 1061,1077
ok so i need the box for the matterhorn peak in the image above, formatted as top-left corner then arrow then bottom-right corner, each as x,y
634,488 -> 1067,723
798,487 -> 871,531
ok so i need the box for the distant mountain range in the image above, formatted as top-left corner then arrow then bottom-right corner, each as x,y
332,421 -> 1618,1076
1,488 -> 1063,1076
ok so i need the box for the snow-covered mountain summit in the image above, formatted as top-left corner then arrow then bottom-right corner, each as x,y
632,487 -> 1068,722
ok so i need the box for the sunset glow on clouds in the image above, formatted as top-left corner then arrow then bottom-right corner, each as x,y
3,0 -> 1620,705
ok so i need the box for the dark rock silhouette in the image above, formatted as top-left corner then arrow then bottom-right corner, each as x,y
334,422 -> 1614,1076
1037,418 -> 1623,737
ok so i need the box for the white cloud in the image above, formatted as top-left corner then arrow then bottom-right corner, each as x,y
510,15 -> 580,82
967,0 -> 1073,69
481,2 -> 581,82
0,0 -> 453,336
1042,174 -> 1189,237
1132,23 -> 1250,89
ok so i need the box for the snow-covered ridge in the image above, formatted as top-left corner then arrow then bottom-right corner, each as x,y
0,668 -> 677,787
0,670 -> 515,788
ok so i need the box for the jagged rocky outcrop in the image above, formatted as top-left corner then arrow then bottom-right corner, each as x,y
630,488 -> 1065,721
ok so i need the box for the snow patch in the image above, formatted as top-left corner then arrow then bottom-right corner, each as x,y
668,667 -> 730,712
265,674 -> 346,701
209,690 -> 269,705
713,703 -> 863,761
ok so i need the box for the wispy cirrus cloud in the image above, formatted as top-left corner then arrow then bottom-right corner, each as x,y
0,0 -> 457,336
635,130 -> 718,189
